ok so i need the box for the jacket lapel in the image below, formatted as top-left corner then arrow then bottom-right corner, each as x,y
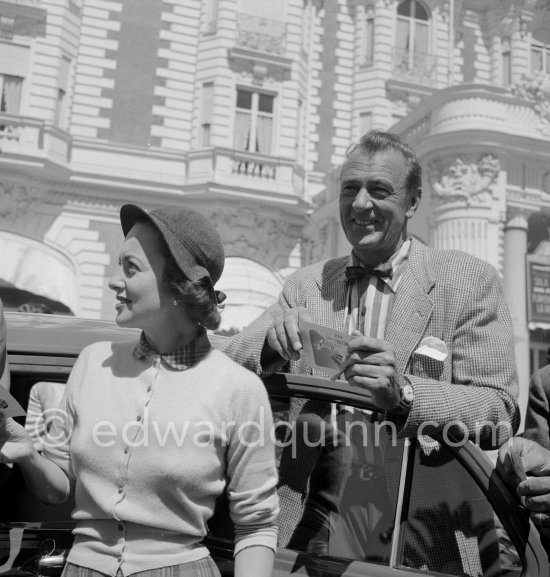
386,240 -> 435,372
316,256 -> 349,332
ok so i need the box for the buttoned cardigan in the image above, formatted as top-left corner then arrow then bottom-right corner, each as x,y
44,339 -> 279,577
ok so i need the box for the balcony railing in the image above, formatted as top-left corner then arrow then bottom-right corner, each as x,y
0,113 -> 71,168
1,0 -> 41,6
392,47 -> 438,86
232,150 -> 277,179
236,14 -> 286,57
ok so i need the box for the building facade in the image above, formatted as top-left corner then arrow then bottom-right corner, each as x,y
2,0 -> 550,416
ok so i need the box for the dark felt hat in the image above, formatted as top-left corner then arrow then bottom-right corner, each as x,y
120,204 -> 225,285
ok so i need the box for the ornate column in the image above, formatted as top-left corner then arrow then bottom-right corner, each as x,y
504,210 -> 530,428
427,153 -> 503,270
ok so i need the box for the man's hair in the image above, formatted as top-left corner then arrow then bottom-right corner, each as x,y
345,130 -> 422,194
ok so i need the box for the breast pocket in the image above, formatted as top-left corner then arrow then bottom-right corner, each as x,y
409,352 -> 446,381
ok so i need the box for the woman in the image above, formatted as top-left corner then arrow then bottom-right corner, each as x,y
0,204 -> 279,577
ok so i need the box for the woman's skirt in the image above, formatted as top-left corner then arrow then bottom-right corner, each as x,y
61,557 -> 221,577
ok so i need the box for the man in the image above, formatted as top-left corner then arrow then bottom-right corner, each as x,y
522,361 -> 550,450
497,437 -> 550,550
225,130 -> 518,438
222,131 -> 519,556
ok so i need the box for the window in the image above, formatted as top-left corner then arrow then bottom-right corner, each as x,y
395,0 -> 430,73
55,56 -> 71,128
199,82 -> 214,147
502,38 -> 511,86
398,438 -> 522,577
204,0 -> 219,34
234,89 -> 274,155
531,42 -> 550,74
0,74 -> 23,114
359,111 -> 372,136
270,396 -> 405,561
362,9 -> 375,66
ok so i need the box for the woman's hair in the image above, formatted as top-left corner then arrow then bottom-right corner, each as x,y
159,231 -> 222,331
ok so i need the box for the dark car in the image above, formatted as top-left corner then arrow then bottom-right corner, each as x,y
1,311 -> 548,577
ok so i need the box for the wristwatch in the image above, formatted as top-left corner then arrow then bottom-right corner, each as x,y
396,381 -> 414,414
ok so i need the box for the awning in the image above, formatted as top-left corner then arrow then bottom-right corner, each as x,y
0,231 -> 79,314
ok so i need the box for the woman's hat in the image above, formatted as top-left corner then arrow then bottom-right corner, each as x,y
119,203 -> 225,285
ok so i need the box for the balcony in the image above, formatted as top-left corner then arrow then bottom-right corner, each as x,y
0,113 -> 71,173
391,47 -> 438,87
392,82 -> 550,157
0,0 -> 46,38
186,147 -> 303,199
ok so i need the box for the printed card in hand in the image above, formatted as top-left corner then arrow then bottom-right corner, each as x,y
0,384 -> 26,417
510,449 -> 527,481
299,319 -> 351,378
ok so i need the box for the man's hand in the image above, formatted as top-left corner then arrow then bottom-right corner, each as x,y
265,307 -> 312,362
342,331 -> 402,410
0,414 -> 34,464
497,437 -> 550,512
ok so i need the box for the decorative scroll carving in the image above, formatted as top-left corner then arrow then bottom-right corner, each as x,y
0,179 -> 43,224
209,206 -> 301,270
511,73 -> 550,136
236,14 -> 286,56
429,155 -> 500,206
304,223 -> 328,265
0,177 -> 66,230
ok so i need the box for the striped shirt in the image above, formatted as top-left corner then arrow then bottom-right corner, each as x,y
341,240 -> 411,467
347,239 -> 411,339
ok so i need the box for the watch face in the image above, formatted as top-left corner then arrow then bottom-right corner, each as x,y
402,384 -> 414,403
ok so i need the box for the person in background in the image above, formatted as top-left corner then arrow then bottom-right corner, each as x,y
17,302 -> 54,314
0,204 -> 279,577
497,436 -> 550,548
24,381 -> 65,452
523,355 -> 550,450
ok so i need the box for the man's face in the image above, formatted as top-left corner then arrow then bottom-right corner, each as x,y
339,148 -> 420,266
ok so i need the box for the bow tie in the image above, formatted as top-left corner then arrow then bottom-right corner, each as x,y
345,264 -> 393,281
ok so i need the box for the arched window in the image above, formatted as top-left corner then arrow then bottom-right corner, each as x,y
395,0 -> 430,73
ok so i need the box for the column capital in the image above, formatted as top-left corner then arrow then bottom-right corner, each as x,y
505,208 -> 533,230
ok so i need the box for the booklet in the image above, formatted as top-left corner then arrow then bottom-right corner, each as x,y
299,319 -> 351,378
0,384 -> 26,417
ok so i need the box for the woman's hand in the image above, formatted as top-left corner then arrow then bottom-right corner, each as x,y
0,413 -> 34,464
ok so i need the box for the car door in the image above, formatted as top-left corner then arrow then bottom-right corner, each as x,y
206,372 -> 550,577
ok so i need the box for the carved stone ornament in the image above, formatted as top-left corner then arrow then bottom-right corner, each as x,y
0,179 -> 44,226
429,155 -> 500,206
304,223 -> 328,265
511,72 -> 550,136
0,178 -> 66,231
209,206 -> 301,270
